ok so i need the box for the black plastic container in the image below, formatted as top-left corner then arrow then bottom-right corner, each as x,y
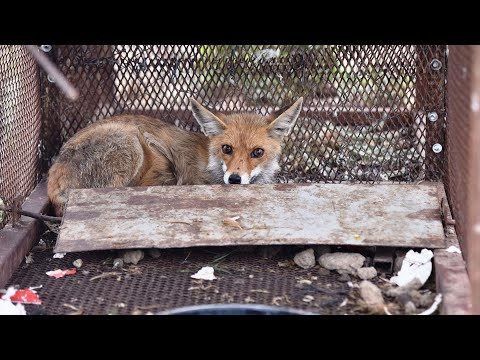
158,303 -> 314,315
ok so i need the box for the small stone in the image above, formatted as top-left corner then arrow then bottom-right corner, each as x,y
147,249 -> 161,259
318,252 -> 365,275
359,280 -> 384,307
302,295 -> 315,303
338,273 -> 351,282
113,258 -> 124,269
293,248 -> 316,269
123,249 -> 144,265
357,267 -> 377,280
404,301 -> 417,315
318,267 -> 330,276
73,259 -> 83,269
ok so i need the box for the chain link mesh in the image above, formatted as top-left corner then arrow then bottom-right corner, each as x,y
0,46 -> 41,228
40,45 -> 446,183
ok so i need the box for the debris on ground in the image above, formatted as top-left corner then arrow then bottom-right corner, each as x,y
357,267 -> 377,280
147,249 -> 162,259
302,295 -> 315,303
404,301 -> 417,315
358,280 -> 385,314
191,266 -> 217,281
318,252 -> 365,275
53,252 -> 66,259
446,246 -> 461,254
293,248 -> 316,269
418,294 -> 442,315
1,286 -> 42,304
123,250 -> 144,265
113,258 -> 124,269
46,269 -> 77,279
73,259 -> 83,269
0,287 -> 27,315
390,249 -> 433,287
25,252 -> 34,264
338,274 -> 351,282
385,278 -> 423,297
222,216 -> 243,230
63,303 -> 83,315
318,267 -> 331,276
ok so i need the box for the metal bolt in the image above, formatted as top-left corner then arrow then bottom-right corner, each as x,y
47,74 -> 56,83
431,59 -> 442,71
428,112 -> 438,122
432,143 -> 443,153
40,45 -> 52,53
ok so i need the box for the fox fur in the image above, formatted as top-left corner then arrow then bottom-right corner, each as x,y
47,97 -> 303,216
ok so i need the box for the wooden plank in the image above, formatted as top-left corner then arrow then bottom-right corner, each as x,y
55,182 -> 446,253
0,181 -> 50,288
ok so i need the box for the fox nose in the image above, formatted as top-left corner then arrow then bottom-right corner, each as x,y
228,174 -> 242,184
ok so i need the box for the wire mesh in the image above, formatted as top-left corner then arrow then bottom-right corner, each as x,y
40,45 -> 447,183
0,46 -> 41,228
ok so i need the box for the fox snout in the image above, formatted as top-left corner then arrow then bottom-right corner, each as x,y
227,173 -> 242,184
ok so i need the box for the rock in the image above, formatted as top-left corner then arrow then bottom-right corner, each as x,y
318,267 -> 331,276
294,248 -> 316,269
357,267 -> 377,280
404,301 -> 417,315
113,258 -> 124,269
318,252 -> 365,275
73,259 -> 83,269
147,249 -> 161,259
123,250 -> 144,265
385,278 -> 423,298
338,273 -> 351,282
359,280 -> 385,311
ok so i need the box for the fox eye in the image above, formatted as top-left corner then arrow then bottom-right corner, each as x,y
251,148 -> 264,158
222,145 -> 233,155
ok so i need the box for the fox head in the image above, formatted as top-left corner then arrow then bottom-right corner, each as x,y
190,97 -> 303,184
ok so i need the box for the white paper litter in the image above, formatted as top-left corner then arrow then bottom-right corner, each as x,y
254,48 -> 280,63
419,294 -> 443,315
53,252 -> 66,259
0,287 -> 26,315
446,246 -> 462,254
191,266 -> 217,281
390,249 -> 434,287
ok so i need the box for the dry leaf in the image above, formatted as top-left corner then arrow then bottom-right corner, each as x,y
222,216 -> 243,230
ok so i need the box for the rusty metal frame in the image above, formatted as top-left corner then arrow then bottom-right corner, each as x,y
466,46 -> 480,315
0,182 -> 50,288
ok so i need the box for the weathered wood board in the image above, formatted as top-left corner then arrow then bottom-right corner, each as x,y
54,183 -> 446,253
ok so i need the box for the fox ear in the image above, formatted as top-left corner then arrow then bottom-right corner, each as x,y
267,97 -> 303,138
189,98 -> 227,136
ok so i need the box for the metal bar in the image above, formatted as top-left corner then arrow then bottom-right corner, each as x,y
0,205 -> 61,223
415,45 -> 446,181
24,45 -> 79,101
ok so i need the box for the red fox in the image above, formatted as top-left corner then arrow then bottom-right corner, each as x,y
47,97 -> 303,216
